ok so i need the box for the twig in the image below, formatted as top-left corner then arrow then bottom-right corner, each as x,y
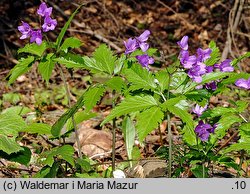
0,53 -> 18,64
157,0 -> 196,30
221,0 -> 245,66
48,1 -> 123,53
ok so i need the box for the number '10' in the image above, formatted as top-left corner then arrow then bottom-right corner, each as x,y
235,181 -> 246,189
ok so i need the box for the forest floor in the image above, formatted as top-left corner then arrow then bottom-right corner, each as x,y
0,0 -> 250,178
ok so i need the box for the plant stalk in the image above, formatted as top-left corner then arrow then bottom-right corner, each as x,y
111,91 -> 116,175
167,113 -> 172,177
58,65 -> 82,159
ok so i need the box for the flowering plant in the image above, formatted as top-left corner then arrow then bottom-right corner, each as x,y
1,2 -> 250,178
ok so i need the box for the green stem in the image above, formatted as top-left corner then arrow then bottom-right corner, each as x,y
202,162 -> 205,178
167,113 -> 172,177
111,91 -> 116,175
58,65 -> 82,159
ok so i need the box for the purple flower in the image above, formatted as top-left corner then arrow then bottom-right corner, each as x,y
30,30 -> 43,45
179,51 -> 196,69
219,59 -> 234,72
192,104 -> 208,117
177,36 -> 189,51
235,78 -> 250,90
18,21 -> 32,40
206,66 -> 214,73
135,30 -> 151,52
37,2 -> 52,17
42,16 -> 57,32
124,38 -> 137,55
205,81 -> 217,91
136,54 -> 154,68
195,120 -> 214,141
197,48 -> 212,62
188,62 -> 206,83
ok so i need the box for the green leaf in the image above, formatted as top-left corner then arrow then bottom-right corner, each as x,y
7,56 -> 34,84
210,114 -> 242,144
235,101 -> 249,113
146,48 -> 158,56
122,117 -> 136,162
105,77 -> 126,92
205,41 -> 220,66
124,64 -> 157,91
155,70 -> 170,92
60,37 -> 81,53
92,44 -> 117,74
231,52 -> 250,67
66,111 -> 97,131
114,54 -> 126,74
22,123 -> 51,135
76,158 -> 92,172
54,53 -> 86,68
55,5 -> 82,50
18,42 -> 47,57
210,107 -> 237,117
160,96 -> 186,111
184,72 -> 231,93
33,166 -> 51,178
191,165 -> 208,178
166,105 -> 195,145
182,125 -> 197,146
0,146 -> 31,166
239,123 -> 250,142
136,106 -> 164,142
1,106 -> 32,116
0,112 -> 26,138
38,54 -> 56,82
221,72 -> 250,85
101,95 -> 158,125
222,142 -> 250,153
0,135 -> 23,154
2,93 -> 21,105
170,71 -> 187,90
83,85 -> 105,111
185,89 -> 210,102
51,91 -> 85,137
43,145 -> 75,167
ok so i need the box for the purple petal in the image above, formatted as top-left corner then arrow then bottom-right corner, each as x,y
219,59 -> 234,72
192,104 -> 208,117
18,21 -> 32,39
30,30 -> 43,45
139,42 -> 149,52
197,48 -> 212,62
37,2 -> 52,17
235,78 -> 250,90
137,30 -> 150,42
177,35 -> 188,51
136,54 -> 154,68
42,16 -> 57,32
124,38 -> 138,54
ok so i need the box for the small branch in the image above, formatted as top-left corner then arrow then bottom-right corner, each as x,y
0,53 -> 18,64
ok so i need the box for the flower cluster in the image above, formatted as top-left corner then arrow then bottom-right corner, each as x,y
192,104 -> 217,141
124,30 -> 154,69
177,36 -> 234,90
195,121 -> 216,142
18,2 -> 57,45
235,78 -> 250,90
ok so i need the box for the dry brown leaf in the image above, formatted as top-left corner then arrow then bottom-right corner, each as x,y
74,126 -> 112,159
